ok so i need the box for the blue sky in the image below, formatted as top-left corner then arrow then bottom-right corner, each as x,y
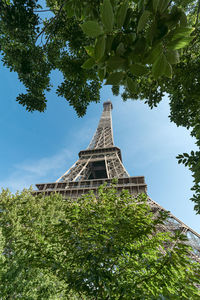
0,61 -> 199,233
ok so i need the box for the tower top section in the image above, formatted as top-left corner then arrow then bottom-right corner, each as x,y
54,100 -> 129,182
87,100 -> 114,149
103,100 -> 113,110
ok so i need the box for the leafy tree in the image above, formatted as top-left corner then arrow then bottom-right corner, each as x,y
0,0 -> 200,211
0,186 -> 200,299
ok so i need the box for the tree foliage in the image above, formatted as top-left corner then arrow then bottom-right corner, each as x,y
0,186 -> 200,299
1,0 -> 200,211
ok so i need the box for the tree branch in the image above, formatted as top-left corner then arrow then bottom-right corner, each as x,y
132,237 -> 181,288
35,1 -> 66,43
34,9 -> 55,12
35,16 -> 56,43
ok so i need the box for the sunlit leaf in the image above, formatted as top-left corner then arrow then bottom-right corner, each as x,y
172,27 -> 194,40
166,50 -> 179,64
164,61 -> 172,78
84,46 -> 95,58
168,37 -> 194,50
144,44 -> 162,64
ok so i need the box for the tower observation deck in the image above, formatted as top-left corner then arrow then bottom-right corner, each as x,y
35,101 -> 200,263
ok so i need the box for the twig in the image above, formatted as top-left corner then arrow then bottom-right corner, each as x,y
35,1 -> 66,44
35,16 -> 56,43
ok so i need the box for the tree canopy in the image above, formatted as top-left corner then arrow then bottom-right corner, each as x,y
0,0 -> 200,212
0,186 -> 200,299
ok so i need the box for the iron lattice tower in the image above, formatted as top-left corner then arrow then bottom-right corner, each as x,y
35,101 -> 200,263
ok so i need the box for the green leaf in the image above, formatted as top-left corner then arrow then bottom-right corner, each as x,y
144,44 -> 162,64
168,37 -> 194,50
183,152 -> 189,157
97,54 -> 107,65
132,37 -> 147,55
116,0 -> 129,28
146,21 -> 157,44
152,53 -> 166,78
105,72 -> 124,85
95,36 -> 106,61
105,35 -> 114,54
116,42 -> 125,56
101,0 -> 114,32
107,56 -> 125,70
164,61 -> 172,78
159,0 -> 170,14
127,77 -> 137,93
81,58 -> 96,69
166,50 -> 179,64
84,46 -> 95,58
81,21 -> 103,38
138,0 -> 144,12
172,27 -> 194,40
180,11 -> 187,27
137,10 -> 151,33
153,0 -> 160,12
64,3 -> 75,18
98,68 -> 106,81
128,52 -> 140,63
130,64 -> 148,76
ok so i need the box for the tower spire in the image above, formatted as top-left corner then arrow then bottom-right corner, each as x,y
88,100 -> 114,149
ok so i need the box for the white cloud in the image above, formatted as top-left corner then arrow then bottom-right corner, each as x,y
0,148 -> 74,193
15,149 -> 72,177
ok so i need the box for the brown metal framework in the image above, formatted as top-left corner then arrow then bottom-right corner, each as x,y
56,101 -> 128,183
35,100 -> 200,263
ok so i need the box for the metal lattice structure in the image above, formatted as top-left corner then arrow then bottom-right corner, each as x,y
35,100 -> 200,263
56,101 -> 128,183
88,101 -> 114,149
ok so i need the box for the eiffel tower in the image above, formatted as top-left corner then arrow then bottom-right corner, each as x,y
35,100 -> 200,263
